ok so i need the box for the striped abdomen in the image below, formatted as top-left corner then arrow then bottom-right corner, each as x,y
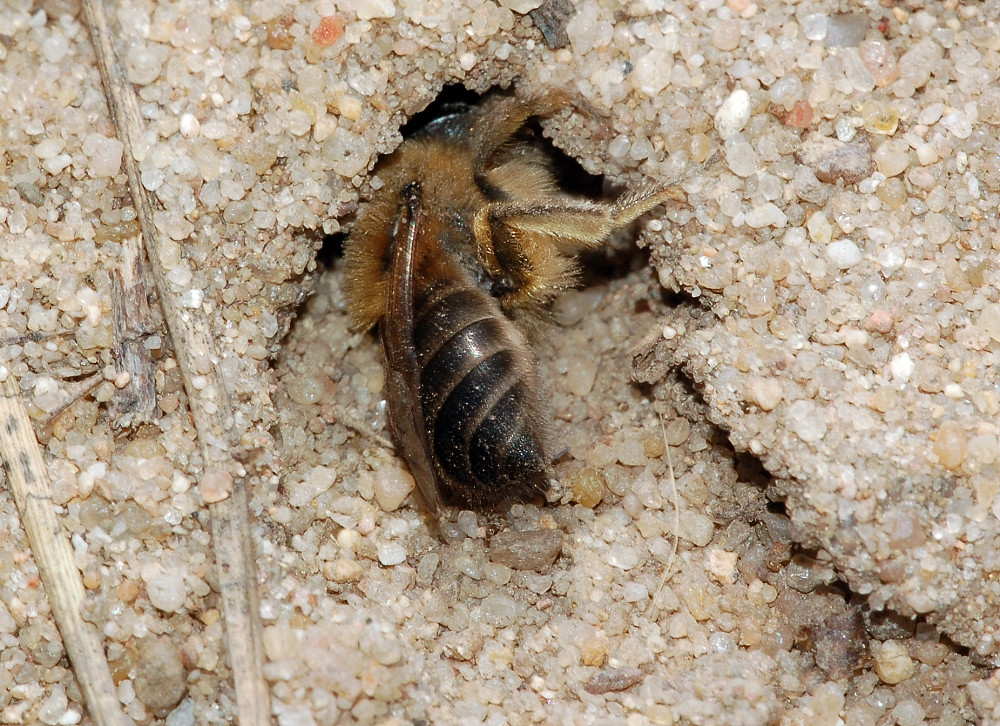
413,281 -> 549,509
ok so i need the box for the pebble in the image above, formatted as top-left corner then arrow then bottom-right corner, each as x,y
745,202 -> 786,229
565,357 -> 597,397
180,288 -> 204,309
826,239 -> 862,269
377,541 -> 407,566
132,636 -> 187,716
787,400 -> 826,443
354,0 -> 395,20
199,468 -> 233,503
583,666 -> 645,694
889,352 -> 914,382
325,558 -> 364,583
811,610 -> 868,679
724,142 -> 757,177
784,100 -> 813,129
37,684 -> 68,726
498,0 -> 543,12
746,377 -> 783,411
873,640 -> 915,684
800,14 -> 827,41
711,19 -> 741,51
481,593 -> 519,627
892,700 -> 925,726
862,101 -> 900,135
489,529 -> 563,570
566,467 -> 604,508
312,16 -> 345,45
812,140 -> 874,185
934,421 -> 967,471
288,466 -> 337,508
681,512 -> 714,547
714,89 -> 751,140
825,12 -> 868,47
616,436 -> 647,467
859,39 -> 899,87
941,110 -> 973,139
977,303 -> 1000,342
165,700 -> 195,726
143,567 -> 187,613
806,212 -> 833,244
373,463 -> 414,512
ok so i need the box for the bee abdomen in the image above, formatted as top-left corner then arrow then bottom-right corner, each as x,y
414,285 -> 547,506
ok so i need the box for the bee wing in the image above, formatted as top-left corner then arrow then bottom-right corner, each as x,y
379,183 -> 443,513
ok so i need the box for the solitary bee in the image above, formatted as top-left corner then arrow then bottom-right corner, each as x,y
343,91 -> 674,512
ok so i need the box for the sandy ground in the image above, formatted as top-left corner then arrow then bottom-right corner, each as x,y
0,0 -> 998,724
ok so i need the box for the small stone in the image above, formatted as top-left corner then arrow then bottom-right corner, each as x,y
707,547 -> 738,584
581,636 -> 609,666
180,288 -> 204,309
133,636 -> 186,716
745,202 -> 787,229
799,136 -> 873,185
977,303 -> 1000,342
827,239 -> 862,269
715,89 -> 752,139
263,626 -> 299,661
825,12 -> 868,47
489,529 -> 563,570
682,512 -> 714,547
859,39 -> 899,87
806,211 -> 833,244
288,466 -> 337,508
566,467 -> 604,508
784,100 -> 813,129
325,558 -> 364,583
143,567 -> 187,613
934,421 -> 967,471
323,127 -> 371,177
482,592 -> 520,627
711,19 -> 741,51
179,114 -> 200,138
565,357 -> 597,396
800,13 -> 827,41
889,353 -> 914,382
374,463 -> 414,512
583,666 -> 645,694
746,377 -> 783,410
354,0 -> 395,20
940,110 -> 973,140
811,609 -> 868,679
37,684 -> 68,726
199,468 -> 233,503
377,541 -> 407,566
788,399 -> 826,443
916,143 -> 938,165
863,102 -> 900,135
312,16 -> 344,46
744,275 -> 776,315
873,140 -> 909,177
42,34 -> 69,64
873,640 -> 915,684
498,0 -> 543,12
724,142 -> 757,177
865,310 -> 894,334
616,436 -> 647,467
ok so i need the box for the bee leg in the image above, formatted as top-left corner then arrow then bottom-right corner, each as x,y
472,186 -> 681,311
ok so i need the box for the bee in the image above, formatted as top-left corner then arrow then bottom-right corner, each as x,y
343,91 -> 675,512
